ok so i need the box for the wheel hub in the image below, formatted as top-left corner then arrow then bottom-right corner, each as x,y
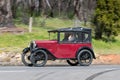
35,55 -> 41,61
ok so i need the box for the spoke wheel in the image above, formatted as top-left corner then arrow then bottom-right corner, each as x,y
77,49 -> 93,66
67,59 -> 78,66
21,48 -> 33,66
30,50 -> 48,67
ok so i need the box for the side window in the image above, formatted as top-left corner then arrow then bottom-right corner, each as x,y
82,32 -> 90,42
49,32 -> 57,40
77,32 -> 83,43
59,32 -> 78,43
59,32 -> 65,42
77,32 -> 90,43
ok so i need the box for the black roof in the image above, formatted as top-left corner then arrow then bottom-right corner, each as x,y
48,27 -> 91,33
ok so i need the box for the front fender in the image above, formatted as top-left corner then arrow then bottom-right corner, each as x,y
22,47 -> 30,54
31,48 -> 56,60
31,48 -> 40,53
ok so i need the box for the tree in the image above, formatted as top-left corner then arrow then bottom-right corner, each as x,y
0,0 -> 96,28
74,0 -> 96,25
92,0 -> 120,40
0,0 -> 14,27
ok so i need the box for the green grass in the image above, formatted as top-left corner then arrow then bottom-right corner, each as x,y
92,35 -> 120,54
0,17 -> 120,54
0,27 -> 48,53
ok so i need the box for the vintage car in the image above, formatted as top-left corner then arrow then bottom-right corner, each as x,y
22,27 -> 95,67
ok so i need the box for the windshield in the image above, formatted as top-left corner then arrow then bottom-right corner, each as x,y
49,32 -> 57,40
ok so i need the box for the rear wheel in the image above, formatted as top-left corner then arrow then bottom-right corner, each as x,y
30,50 -> 48,67
77,49 -> 93,66
67,59 -> 78,66
21,47 -> 33,66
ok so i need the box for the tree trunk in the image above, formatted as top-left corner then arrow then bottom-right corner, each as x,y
41,0 -> 46,16
0,0 -> 14,27
95,25 -> 103,39
95,30 -> 102,39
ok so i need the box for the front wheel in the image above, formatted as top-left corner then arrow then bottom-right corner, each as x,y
77,49 -> 93,66
66,59 -> 78,66
21,47 -> 33,66
30,50 -> 48,67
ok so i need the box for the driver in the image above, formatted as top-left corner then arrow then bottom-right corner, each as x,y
68,33 -> 76,42
62,32 -> 70,42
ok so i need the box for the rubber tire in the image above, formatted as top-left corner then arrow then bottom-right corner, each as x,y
30,50 -> 48,67
77,49 -> 93,66
21,52 -> 33,66
67,60 -> 78,66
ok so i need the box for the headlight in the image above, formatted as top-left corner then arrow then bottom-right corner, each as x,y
29,41 -> 37,50
32,41 -> 36,48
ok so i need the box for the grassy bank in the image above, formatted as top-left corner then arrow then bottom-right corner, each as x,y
93,36 -> 120,54
0,18 -> 120,54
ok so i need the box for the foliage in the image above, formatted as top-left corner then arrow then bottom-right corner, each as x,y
92,0 -> 120,40
0,0 -> 96,27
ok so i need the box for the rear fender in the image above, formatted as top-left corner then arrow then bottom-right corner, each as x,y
76,47 -> 96,59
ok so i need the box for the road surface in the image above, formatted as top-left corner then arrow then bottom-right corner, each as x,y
0,65 -> 120,80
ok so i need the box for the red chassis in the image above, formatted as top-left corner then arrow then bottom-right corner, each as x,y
35,40 -> 92,59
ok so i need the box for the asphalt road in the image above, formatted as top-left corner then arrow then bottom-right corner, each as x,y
0,65 -> 120,80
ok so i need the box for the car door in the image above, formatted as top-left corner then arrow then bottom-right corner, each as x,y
55,43 -> 77,58
54,32 -> 78,58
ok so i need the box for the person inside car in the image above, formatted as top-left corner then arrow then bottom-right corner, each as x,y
68,33 -> 76,42
62,32 -> 70,42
